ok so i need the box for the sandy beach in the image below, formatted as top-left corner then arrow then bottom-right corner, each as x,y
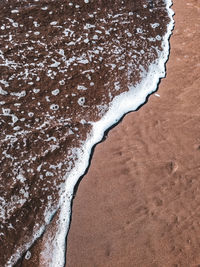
11,0 -> 200,266
66,1 -> 200,266
1,1 -> 172,265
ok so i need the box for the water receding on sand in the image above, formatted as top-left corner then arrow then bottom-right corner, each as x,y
0,0 -> 173,266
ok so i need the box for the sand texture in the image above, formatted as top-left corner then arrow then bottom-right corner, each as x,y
66,0 -> 200,266
0,1 -> 171,265
11,0 -> 200,266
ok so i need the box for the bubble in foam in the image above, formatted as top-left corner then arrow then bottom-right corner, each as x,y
78,97 -> 85,106
50,104 -> 59,110
24,251 -> 31,260
51,89 -> 60,96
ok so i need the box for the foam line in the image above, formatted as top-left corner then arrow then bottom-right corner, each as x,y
6,0 -> 174,266
49,1 -> 175,266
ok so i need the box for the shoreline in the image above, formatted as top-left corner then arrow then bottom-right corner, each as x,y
66,0 -> 200,266
7,1 -> 174,266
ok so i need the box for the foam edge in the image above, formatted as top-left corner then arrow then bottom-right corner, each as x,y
51,1 -> 175,266
6,0 -> 174,266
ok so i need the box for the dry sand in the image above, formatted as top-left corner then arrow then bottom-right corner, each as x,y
66,1 -> 200,266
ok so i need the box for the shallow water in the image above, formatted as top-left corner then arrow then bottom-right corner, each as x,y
0,0 -> 173,266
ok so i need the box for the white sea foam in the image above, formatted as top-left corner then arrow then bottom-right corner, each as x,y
45,1 -> 174,267
5,1 -> 174,266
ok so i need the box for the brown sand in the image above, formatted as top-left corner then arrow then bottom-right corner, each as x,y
66,1 -> 200,267
1,1 -> 170,265
13,0 -> 199,266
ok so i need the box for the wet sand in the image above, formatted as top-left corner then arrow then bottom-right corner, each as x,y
66,1 -> 200,266
1,1 -> 171,265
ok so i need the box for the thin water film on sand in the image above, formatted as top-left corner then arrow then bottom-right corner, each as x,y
0,0 -> 173,265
